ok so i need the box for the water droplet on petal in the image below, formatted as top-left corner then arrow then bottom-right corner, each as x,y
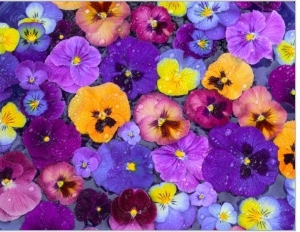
243,84 -> 247,89
85,9 -> 90,13
225,129 -> 232,136
72,193 -> 77,198
99,39 -> 106,45
29,186 -> 34,192
200,215 -> 204,219
104,134 -> 109,139
138,104 -> 144,109
8,198 -> 11,201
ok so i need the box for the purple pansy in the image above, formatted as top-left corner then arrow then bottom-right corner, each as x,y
99,36 -> 160,100
277,198 -> 295,230
15,60 -> 49,90
92,140 -> 154,194
72,147 -> 101,178
285,178 -> 295,208
189,182 -> 217,207
151,131 -> 209,193
236,2 -> 281,11
226,10 -> 285,64
21,201 -> 75,230
268,65 -> 295,108
187,2 -> 241,40
45,36 -> 101,93
22,117 -> 82,170
0,53 -> 19,102
117,121 -> 141,145
20,81 -> 65,119
173,23 -> 217,59
202,122 -> 279,197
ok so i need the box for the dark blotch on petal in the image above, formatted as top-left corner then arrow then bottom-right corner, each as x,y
250,149 -> 270,175
111,197 -> 132,224
95,117 -> 116,133
241,143 -> 253,157
240,163 -> 252,179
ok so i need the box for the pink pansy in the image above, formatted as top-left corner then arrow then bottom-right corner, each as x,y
134,92 -> 190,145
0,151 -> 42,222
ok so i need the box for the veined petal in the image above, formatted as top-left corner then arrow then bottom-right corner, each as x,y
39,17 -> 56,34
238,198 -> 261,230
25,2 -> 44,19
155,203 -> 170,223
158,2 -> 187,17
258,196 -> 281,219
0,125 -> 16,145
1,102 -> 26,128
149,182 -> 177,204
180,68 -> 200,90
169,192 -> 189,212
216,220 -> 232,230
208,203 -> 221,218
2,28 -> 20,52
157,58 -> 180,79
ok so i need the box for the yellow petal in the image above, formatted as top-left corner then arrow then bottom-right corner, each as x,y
149,182 -> 176,204
0,44 -> 6,54
157,78 -> 188,96
158,2 -> 187,17
0,125 -> 16,145
1,102 -> 26,128
179,68 -> 200,90
3,28 -> 20,52
157,58 -> 180,80
238,198 -> 261,230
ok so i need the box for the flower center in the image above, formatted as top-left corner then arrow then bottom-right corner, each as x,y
128,131 -> 134,138
125,70 -> 132,77
72,56 -> 81,65
43,136 -> 50,142
126,162 -> 136,171
29,100 -> 39,110
197,39 -> 207,48
291,89 -> 295,96
246,33 -> 255,41
201,6 -> 213,17
29,77 -> 35,83
82,162 -> 87,168
130,208 -> 138,218
150,19 -> 158,28
244,157 -> 251,165
207,104 -> 214,112
59,34 -> 64,40
219,212 -> 229,221
27,33 -> 37,43
175,150 -> 185,159
160,191 -> 172,204
221,77 -> 228,84
256,114 -> 265,122
199,194 -> 204,199
57,180 -> 64,188
98,111 -> 107,120
157,118 -> 166,127
96,206 -> 101,212
1,178 -> 15,189
98,12 -> 107,19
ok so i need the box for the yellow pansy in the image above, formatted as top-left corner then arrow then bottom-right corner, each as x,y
158,2 -> 187,17
274,30 -> 295,65
0,23 -> 20,54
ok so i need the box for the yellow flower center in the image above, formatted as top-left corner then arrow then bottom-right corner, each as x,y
59,34 -> 64,40
96,206 -> 101,212
27,33 -> 37,43
207,104 -> 214,112
126,162 -> 136,171
130,208 -> 138,218
150,19 -> 158,28
246,33 -> 255,41
221,77 -> 228,83
72,56 -> 81,65
219,212 -> 229,221
291,89 -> 295,96
29,100 -> 39,110
244,157 -> 251,165
82,162 -> 87,168
98,111 -> 107,120
98,12 -> 107,19
128,132 -> 134,138
57,180 -> 64,188
197,39 -> 207,48
43,136 -> 50,142
29,77 -> 35,83
125,70 -> 131,77
157,118 -> 166,127
256,114 -> 265,122
199,194 -> 204,199
202,7 -> 213,17
2,178 -> 10,185
175,150 -> 185,159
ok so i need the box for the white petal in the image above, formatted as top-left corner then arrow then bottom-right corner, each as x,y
26,2 -> 44,19
169,192 -> 190,212
155,203 -> 169,223
39,17 -> 56,34
208,203 -> 221,218
258,196 -> 281,219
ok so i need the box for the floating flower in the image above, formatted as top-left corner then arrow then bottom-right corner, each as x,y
131,4 -> 175,44
233,86 -> 287,140
134,92 -> 190,145
109,188 -> 157,230
238,196 -> 281,230
0,23 -> 20,54
187,2 -> 241,40
151,131 -> 209,193
184,89 -> 232,129
0,151 -> 42,222
173,23 -> 217,59
189,182 -> 217,207
45,36 -> 101,93
93,140 -> 154,194
75,188 -> 111,226
0,102 -> 26,146
18,2 -> 63,34
20,201 -> 75,230
99,36 -> 160,99
117,122 -> 141,146
202,123 -> 279,197
273,120 -> 295,179
37,162 -> 84,205
15,60 -> 49,90
226,10 -> 285,65
71,147 -> 101,178
23,117 -> 81,170
20,81 -> 65,119
268,65 -> 295,108
284,178 -> 295,208
68,83 -> 130,143
198,202 -> 237,230
157,49 -> 205,96
274,30 -> 295,65
236,2 -> 281,11
52,1 -> 82,10
158,1 -> 188,17
202,53 -> 254,100
15,22 -> 50,53
76,2 -> 130,47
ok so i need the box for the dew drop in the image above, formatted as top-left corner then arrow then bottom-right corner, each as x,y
8,198 -> 11,201
169,53 -> 175,58
104,133 -> 109,139
182,178 -> 186,181
225,129 -> 232,136
230,162 -> 234,168
116,3 -> 120,7
85,9 -> 90,13
72,193 -> 77,198
200,215 -> 204,219
115,105 -> 119,108
99,39 -> 106,45
29,186 -> 34,192
242,84 -> 247,89
138,104 -> 144,109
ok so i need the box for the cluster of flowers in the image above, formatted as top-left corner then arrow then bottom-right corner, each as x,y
0,1 -> 295,230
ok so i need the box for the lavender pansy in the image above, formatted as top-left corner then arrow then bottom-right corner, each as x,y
274,30 -> 295,65
117,121 -> 141,146
285,179 -> 295,208
189,182 -> 217,207
277,198 -> 295,230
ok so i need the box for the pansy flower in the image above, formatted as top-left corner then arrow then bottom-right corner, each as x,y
226,10 -> 285,65
46,36 -> 101,93
21,201 -> 75,230
285,178 -> 295,208
273,120 -> 295,179
202,53 -> 254,100
71,147 -> 101,178
131,4 -> 175,44
202,123 -> 279,197
99,36 -> 160,99
15,60 -> 49,90
76,2 -> 130,47
109,188 -> 157,230
238,196 -> 281,230
93,140 -> 154,194
157,49 -> 206,96
277,198 -> 295,230
158,1 -> 188,17
0,151 -> 42,222
0,102 -> 26,147
173,23 -> 217,59
274,30 -> 295,65
236,2 -> 281,11
189,182 -> 217,207
117,121 -> 141,146
268,65 -> 295,108
20,81 -> 65,119
15,22 -> 50,53
151,131 -> 209,193
68,83 -> 130,143
75,188 -> 111,226
18,2 -> 63,34
37,162 -> 84,205
184,89 -> 232,129
233,86 -> 287,140
0,23 -> 20,54
134,92 -> 190,145
53,1 -> 82,10
198,202 -> 237,230
187,2 -> 241,40
23,117 -> 82,170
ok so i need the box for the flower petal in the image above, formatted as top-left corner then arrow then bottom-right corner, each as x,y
25,3 -> 44,19
169,192 -> 190,212
155,203 -> 170,223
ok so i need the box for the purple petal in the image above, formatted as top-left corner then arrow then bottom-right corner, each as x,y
204,23 -> 226,40
49,41 -> 72,66
155,208 -> 184,230
45,59 -> 73,86
81,46 -> 101,67
87,157 -> 100,172
181,206 -> 197,230
70,65 -> 99,86
33,35 -> 50,52
33,70 -> 48,85
245,36 -> 272,64
217,2 -> 240,27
